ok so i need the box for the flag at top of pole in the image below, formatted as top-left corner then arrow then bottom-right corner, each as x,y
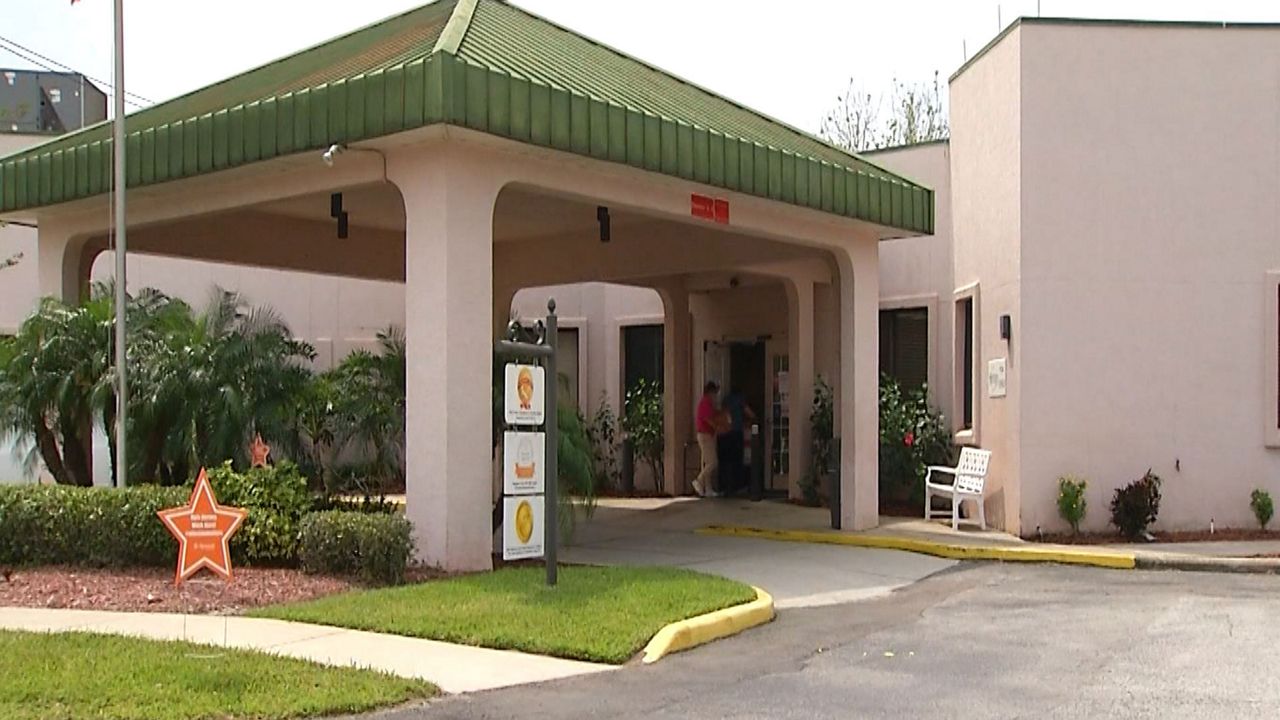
74,0 -> 130,489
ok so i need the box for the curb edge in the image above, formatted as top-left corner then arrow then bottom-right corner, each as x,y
696,525 -> 1137,570
641,586 -> 775,664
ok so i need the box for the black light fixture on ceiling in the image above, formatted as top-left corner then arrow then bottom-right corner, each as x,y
330,192 -> 349,239
597,205 -> 611,243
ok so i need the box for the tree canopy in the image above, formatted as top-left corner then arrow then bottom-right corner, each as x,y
820,73 -> 949,153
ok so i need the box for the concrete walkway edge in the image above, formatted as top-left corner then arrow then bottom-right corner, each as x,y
1133,552 -> 1280,574
641,586 -> 774,664
0,607 -> 613,693
698,525 -> 1137,570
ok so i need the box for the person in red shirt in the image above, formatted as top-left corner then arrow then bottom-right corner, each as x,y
693,381 -> 721,497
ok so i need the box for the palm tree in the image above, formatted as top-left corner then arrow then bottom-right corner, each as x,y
1,285 -> 315,486
0,295 -> 113,486
131,287 -> 314,483
326,327 -> 406,491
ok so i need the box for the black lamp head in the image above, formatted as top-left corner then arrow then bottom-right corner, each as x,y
597,206 -> 611,243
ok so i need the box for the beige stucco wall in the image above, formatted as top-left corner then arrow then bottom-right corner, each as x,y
0,133 -> 42,334
89,252 -> 404,371
1015,22 -> 1280,533
949,26 -> 1024,532
867,141 -> 955,418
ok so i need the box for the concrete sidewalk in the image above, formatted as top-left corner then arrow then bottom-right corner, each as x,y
656,498 -> 1280,573
565,498 -> 957,608
0,607 -> 612,694
1108,539 -> 1280,557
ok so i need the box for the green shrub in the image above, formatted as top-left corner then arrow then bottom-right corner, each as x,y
1109,470 -> 1162,539
298,511 -> 414,585
205,461 -> 312,565
1250,489 -> 1274,530
622,378 -> 665,486
878,374 -> 953,507
800,378 -> 835,507
1057,475 -> 1088,534
0,463 -> 313,569
0,484 -> 186,567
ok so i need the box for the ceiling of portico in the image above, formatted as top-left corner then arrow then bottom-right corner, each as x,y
101,181 -> 835,287
250,184 -> 643,241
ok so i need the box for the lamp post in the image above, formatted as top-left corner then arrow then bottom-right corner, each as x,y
111,0 -> 128,488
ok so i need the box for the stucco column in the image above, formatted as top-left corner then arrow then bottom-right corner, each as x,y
786,278 -> 815,501
658,281 -> 692,496
37,221 -> 94,304
389,149 -> 502,572
835,239 -> 879,530
492,282 -> 518,340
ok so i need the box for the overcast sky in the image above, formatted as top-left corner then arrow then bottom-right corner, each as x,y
5,0 -> 1278,135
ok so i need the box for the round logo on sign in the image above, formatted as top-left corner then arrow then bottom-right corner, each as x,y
516,500 -> 535,543
517,367 -> 535,410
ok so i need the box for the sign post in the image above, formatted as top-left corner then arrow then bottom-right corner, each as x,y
495,299 -> 559,586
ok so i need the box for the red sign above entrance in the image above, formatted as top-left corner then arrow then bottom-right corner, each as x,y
691,194 -> 729,224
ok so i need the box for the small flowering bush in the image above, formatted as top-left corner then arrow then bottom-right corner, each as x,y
1109,469 -> 1162,539
879,374 -> 953,507
1250,489 -> 1273,530
1057,475 -> 1088,534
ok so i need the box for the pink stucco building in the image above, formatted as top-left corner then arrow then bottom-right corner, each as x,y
3,11 -> 1278,546
871,18 -> 1280,534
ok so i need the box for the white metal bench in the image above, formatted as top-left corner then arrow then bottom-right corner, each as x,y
924,447 -> 991,530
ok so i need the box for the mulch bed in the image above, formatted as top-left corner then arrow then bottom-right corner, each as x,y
1034,528 -> 1280,545
0,566 -> 356,615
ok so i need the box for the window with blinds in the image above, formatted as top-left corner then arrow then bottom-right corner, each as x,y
879,308 -> 929,391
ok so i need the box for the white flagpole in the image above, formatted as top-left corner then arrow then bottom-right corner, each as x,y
111,0 -> 128,489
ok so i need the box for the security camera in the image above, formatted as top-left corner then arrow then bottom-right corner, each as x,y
321,143 -> 345,167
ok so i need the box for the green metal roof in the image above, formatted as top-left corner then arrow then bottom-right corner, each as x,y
0,0 -> 933,234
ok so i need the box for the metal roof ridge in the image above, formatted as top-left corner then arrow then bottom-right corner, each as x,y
434,0 -> 481,55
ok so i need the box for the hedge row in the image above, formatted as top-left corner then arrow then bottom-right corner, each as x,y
0,464 -> 414,585
0,484 -> 187,567
299,511 -> 414,585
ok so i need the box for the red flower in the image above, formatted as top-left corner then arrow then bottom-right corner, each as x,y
903,431 -> 915,447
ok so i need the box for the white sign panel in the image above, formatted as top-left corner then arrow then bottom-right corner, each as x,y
504,364 -> 546,425
503,495 -> 545,560
503,431 -> 546,495
987,357 -> 1008,398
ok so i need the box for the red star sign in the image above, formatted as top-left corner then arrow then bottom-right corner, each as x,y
249,433 -> 271,468
157,468 -> 248,585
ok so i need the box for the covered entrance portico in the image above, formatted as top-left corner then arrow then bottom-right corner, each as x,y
0,0 -> 933,572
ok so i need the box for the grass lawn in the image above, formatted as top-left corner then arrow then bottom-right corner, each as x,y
252,565 -> 757,664
0,630 -> 434,720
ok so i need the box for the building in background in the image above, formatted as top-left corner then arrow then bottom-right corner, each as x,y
0,68 -> 106,135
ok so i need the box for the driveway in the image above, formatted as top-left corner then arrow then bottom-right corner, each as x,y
376,563 -> 1280,719
561,498 -> 955,608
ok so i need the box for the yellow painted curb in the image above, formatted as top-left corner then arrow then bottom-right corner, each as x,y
697,525 -> 1137,570
641,586 -> 775,664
